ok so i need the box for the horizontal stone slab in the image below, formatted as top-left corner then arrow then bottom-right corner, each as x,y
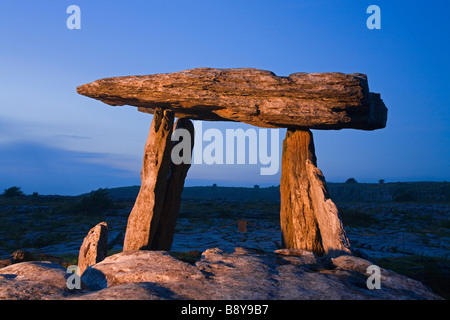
76,68 -> 387,130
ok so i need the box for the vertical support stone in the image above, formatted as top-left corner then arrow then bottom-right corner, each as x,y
150,118 -> 195,251
280,129 -> 323,254
123,108 -> 174,251
280,129 -> 352,257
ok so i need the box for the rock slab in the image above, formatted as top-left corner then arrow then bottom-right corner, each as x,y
79,249 -> 441,300
77,68 -> 387,130
0,249 -> 442,300
0,261 -> 67,300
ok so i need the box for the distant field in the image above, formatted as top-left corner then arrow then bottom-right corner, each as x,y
106,185 -> 280,201
105,182 -> 450,203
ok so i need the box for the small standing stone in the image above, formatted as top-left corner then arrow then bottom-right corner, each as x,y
78,222 -> 108,275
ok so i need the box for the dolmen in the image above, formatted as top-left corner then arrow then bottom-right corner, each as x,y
77,68 -> 387,257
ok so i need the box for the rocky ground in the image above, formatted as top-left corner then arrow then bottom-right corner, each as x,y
0,184 -> 448,299
0,249 -> 442,300
3,201 -> 446,261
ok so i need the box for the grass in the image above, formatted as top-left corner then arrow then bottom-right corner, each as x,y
53,253 -> 78,268
376,255 -> 450,299
0,193 -> 115,254
338,207 -> 380,228
170,250 -> 203,265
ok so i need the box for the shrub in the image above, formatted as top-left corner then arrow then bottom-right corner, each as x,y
394,191 -> 417,202
171,250 -> 202,265
2,186 -> 25,198
376,255 -> 450,299
75,188 -> 114,216
339,208 -> 379,228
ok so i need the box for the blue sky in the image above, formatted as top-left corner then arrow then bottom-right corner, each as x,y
0,0 -> 449,195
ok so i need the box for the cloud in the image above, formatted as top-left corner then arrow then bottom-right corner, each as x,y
53,134 -> 92,140
0,141 -> 140,195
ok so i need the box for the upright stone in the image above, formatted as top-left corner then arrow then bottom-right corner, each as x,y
150,118 -> 195,250
280,129 -> 352,257
123,108 -> 175,251
78,222 -> 108,275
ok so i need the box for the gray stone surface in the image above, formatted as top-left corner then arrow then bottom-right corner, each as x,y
0,248 -> 442,300
0,261 -> 67,300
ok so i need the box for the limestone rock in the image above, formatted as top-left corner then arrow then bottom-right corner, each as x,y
81,249 -> 441,300
151,118 -> 195,250
77,68 -> 387,130
123,108 -> 175,251
0,259 -> 11,268
80,250 -> 208,299
70,282 -> 172,300
280,129 -> 352,257
0,261 -> 67,300
77,222 -> 108,275
11,249 -> 34,263
0,249 -> 442,300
